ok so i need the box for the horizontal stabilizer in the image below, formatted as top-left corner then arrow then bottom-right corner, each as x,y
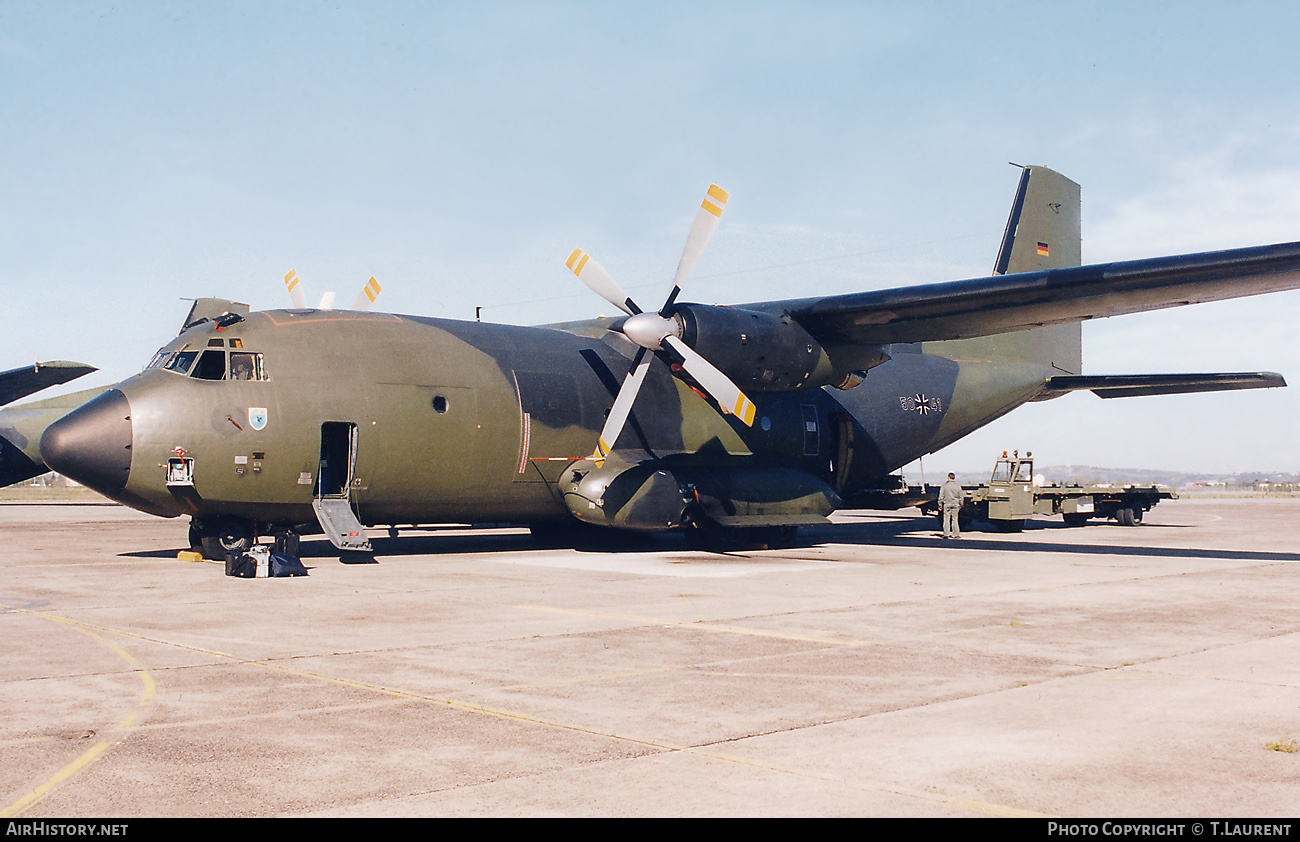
0,361 -> 98,407
1042,372 -> 1286,399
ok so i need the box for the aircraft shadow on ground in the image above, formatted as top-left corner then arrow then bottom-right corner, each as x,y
121,515 -> 1300,564
800,518 -> 1300,563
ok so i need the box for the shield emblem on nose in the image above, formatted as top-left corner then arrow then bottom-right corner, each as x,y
248,408 -> 268,431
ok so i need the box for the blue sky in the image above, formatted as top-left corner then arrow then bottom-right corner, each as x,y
5,1 -> 1300,473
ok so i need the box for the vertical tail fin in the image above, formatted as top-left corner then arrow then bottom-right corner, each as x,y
929,165 -> 1082,373
993,164 -> 1081,276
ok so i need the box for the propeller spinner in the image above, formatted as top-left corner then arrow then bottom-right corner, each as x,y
568,184 -> 757,464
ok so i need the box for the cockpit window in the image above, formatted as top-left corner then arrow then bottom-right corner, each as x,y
192,349 -> 226,381
145,349 -> 170,370
157,345 -> 267,381
229,352 -> 261,380
163,350 -> 199,374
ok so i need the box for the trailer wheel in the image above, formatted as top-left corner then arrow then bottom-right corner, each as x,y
1117,508 -> 1138,527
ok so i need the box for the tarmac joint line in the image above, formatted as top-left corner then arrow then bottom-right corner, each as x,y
1,610 -> 157,818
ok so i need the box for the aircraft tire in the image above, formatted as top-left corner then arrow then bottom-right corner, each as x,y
197,517 -> 255,560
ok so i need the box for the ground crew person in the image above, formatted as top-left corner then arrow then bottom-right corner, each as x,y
939,472 -> 964,539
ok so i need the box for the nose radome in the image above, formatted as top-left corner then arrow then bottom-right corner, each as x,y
41,389 -> 133,492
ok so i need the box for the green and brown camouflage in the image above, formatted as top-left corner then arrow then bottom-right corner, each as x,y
18,167 -> 1300,555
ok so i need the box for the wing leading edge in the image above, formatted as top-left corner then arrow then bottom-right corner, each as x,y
744,239 -> 1300,348
0,361 -> 98,407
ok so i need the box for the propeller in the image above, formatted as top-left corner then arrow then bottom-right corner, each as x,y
283,269 -> 308,309
568,184 -> 756,464
283,269 -> 383,311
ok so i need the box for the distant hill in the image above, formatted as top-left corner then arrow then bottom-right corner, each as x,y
949,465 -> 1300,488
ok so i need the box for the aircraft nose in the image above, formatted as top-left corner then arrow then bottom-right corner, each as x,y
41,389 -> 133,492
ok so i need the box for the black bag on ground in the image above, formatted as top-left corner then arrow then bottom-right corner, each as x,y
270,553 -> 308,577
225,552 -> 256,578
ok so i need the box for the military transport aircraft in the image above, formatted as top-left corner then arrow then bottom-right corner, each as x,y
13,166 -> 1300,558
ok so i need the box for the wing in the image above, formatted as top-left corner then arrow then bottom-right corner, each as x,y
0,361 -> 97,407
1040,372 -> 1287,399
742,240 -> 1300,347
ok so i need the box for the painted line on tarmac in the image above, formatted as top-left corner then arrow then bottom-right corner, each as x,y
519,604 -> 879,646
1,612 -> 157,818
0,608 -> 1041,818
244,655 -> 1048,817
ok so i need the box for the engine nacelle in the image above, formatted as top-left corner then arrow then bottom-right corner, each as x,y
673,304 -> 837,393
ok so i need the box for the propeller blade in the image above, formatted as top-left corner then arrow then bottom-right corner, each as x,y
283,269 -> 308,309
317,291 -> 336,310
671,183 -> 729,289
658,285 -> 681,318
352,276 -> 382,311
566,248 -> 642,316
591,348 -> 652,463
662,334 -> 756,426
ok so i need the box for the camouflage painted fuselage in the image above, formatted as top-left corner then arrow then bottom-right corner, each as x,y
74,306 -> 1060,529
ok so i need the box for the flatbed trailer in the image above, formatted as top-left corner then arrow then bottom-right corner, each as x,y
878,452 -> 1177,531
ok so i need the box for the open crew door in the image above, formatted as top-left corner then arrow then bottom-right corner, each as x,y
312,421 -> 372,552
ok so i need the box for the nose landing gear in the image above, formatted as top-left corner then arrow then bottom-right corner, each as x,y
190,517 -> 302,560
189,517 -> 254,560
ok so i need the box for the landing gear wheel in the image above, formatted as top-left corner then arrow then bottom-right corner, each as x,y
196,517 -> 255,560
